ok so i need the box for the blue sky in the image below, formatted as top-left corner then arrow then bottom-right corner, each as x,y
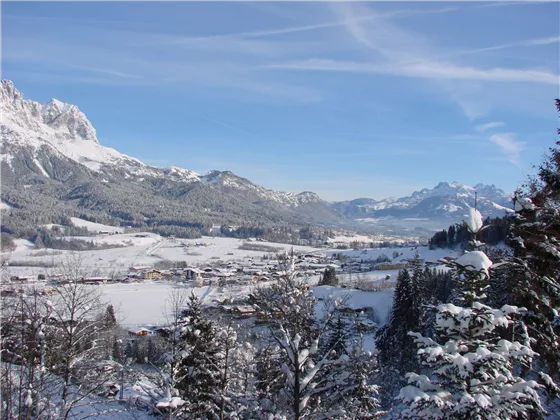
2,1 -> 558,201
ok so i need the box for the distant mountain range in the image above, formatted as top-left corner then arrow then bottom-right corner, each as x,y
332,182 -> 513,227
0,80 -> 514,238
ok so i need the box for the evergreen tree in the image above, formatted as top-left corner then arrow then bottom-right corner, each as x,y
376,269 -> 418,373
146,337 -> 159,364
176,292 -> 222,417
325,313 -> 350,358
337,345 -> 385,419
506,115 -> 560,376
375,268 -> 421,409
319,266 -> 338,286
447,225 -> 456,246
104,304 -> 117,329
410,253 -> 427,323
397,209 -> 545,419
254,341 -> 283,399
433,270 -> 455,304
112,337 -> 124,363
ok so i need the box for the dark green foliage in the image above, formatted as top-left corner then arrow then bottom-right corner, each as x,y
376,269 -> 418,373
325,314 -> 350,357
103,305 -> 117,329
505,102 -> 560,375
429,229 -> 448,249
176,293 -> 222,417
429,216 -> 513,249
341,347 -> 386,419
254,343 -> 282,397
319,266 -> 338,286
30,229 -> 124,251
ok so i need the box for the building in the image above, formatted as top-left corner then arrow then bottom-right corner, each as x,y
81,277 -> 110,284
141,269 -> 162,280
185,268 -> 203,281
127,327 -> 153,336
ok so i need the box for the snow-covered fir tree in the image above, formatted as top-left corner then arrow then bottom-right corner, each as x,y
176,292 -> 223,418
506,114 -> 560,377
252,275 -> 373,419
376,267 -> 421,401
335,343 -> 385,420
397,209 -> 546,419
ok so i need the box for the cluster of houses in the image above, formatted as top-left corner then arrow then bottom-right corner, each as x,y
3,248 -> 452,288
119,254 -> 340,286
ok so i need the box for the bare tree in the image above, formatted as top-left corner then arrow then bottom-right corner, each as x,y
1,285 -> 59,420
135,288 -> 190,419
45,255 -> 116,419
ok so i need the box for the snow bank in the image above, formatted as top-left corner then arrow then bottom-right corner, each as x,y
101,283 -> 221,326
515,197 -> 535,212
455,251 -> 493,277
70,217 -> 124,234
465,208 -> 483,233
13,239 -> 35,252
325,245 -> 458,265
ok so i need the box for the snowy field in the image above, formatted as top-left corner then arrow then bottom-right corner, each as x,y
326,245 -> 459,265
100,282 -> 218,326
101,281 -> 394,330
1,233 -> 322,279
70,217 -> 124,233
0,231 -> 461,331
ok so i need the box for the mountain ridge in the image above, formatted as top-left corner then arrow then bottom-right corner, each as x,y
332,181 -> 513,226
1,79 -> 513,238
0,79 -> 326,208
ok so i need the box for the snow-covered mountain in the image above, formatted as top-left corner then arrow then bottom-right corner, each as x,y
1,80 -> 342,233
332,181 -> 513,225
1,80 -> 147,173
1,80 -> 515,237
0,79 -> 326,208
200,170 -> 322,207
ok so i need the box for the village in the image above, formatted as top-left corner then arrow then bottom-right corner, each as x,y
6,245 -> 444,288
1,230 -> 457,343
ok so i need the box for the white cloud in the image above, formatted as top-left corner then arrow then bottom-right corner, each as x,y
476,122 -> 506,132
266,59 -> 558,85
489,132 -> 526,165
408,35 -> 560,63
476,1 -> 551,9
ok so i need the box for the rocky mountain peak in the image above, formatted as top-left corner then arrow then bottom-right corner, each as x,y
1,79 -> 98,143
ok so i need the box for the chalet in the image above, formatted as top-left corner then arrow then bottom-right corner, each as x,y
220,305 -> 256,318
127,327 -> 153,336
215,270 -> 234,279
255,311 -> 283,324
10,276 -> 34,282
81,276 -> 110,284
161,271 -> 175,279
130,265 -> 151,272
141,269 -> 162,280
185,268 -> 203,281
